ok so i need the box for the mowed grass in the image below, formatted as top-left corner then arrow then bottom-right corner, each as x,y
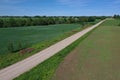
53,19 -> 120,80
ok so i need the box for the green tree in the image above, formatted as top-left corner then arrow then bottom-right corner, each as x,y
9,18 -> 17,27
0,19 -> 4,28
88,17 -> 95,22
25,18 -> 32,26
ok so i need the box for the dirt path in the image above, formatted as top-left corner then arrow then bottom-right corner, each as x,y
53,19 -> 120,80
0,20 -> 105,80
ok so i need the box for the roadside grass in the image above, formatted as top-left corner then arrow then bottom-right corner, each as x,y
0,20 -> 101,69
14,23 -> 94,80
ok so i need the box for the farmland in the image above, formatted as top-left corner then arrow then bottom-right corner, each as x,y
0,24 -> 81,55
1,18 -> 120,80
0,24 -> 81,68
53,19 -> 120,80
0,0 -> 120,80
13,20 -> 103,80
0,19 -> 101,69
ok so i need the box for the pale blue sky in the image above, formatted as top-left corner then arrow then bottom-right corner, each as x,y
0,0 -> 120,16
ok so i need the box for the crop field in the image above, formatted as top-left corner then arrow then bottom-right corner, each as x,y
0,18 -> 101,70
0,24 -> 81,55
13,20 -> 101,80
0,0 -> 119,80
0,24 -> 84,69
53,19 -> 120,80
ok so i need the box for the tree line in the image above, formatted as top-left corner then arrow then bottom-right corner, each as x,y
113,14 -> 120,19
0,16 -> 106,28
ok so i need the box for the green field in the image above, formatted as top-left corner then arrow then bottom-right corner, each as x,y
53,19 -> 120,80
0,19 -> 100,69
0,24 -> 81,55
14,25 -> 90,80
0,24 -> 83,69
13,20 -> 101,80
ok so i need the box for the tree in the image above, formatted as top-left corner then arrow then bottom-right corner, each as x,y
0,16 -> 101,28
114,14 -> 120,19
25,18 -> 32,26
0,19 -> 4,28
88,17 -> 95,22
9,18 -> 17,27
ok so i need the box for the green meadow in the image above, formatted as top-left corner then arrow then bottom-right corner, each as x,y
0,24 -> 81,55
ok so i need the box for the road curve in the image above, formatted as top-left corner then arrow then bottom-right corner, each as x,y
0,20 -> 105,80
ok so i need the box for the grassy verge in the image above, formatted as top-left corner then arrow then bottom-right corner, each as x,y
14,22 -> 100,80
0,20 -> 101,69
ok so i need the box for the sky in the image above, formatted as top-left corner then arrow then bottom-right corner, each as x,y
0,0 -> 120,16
